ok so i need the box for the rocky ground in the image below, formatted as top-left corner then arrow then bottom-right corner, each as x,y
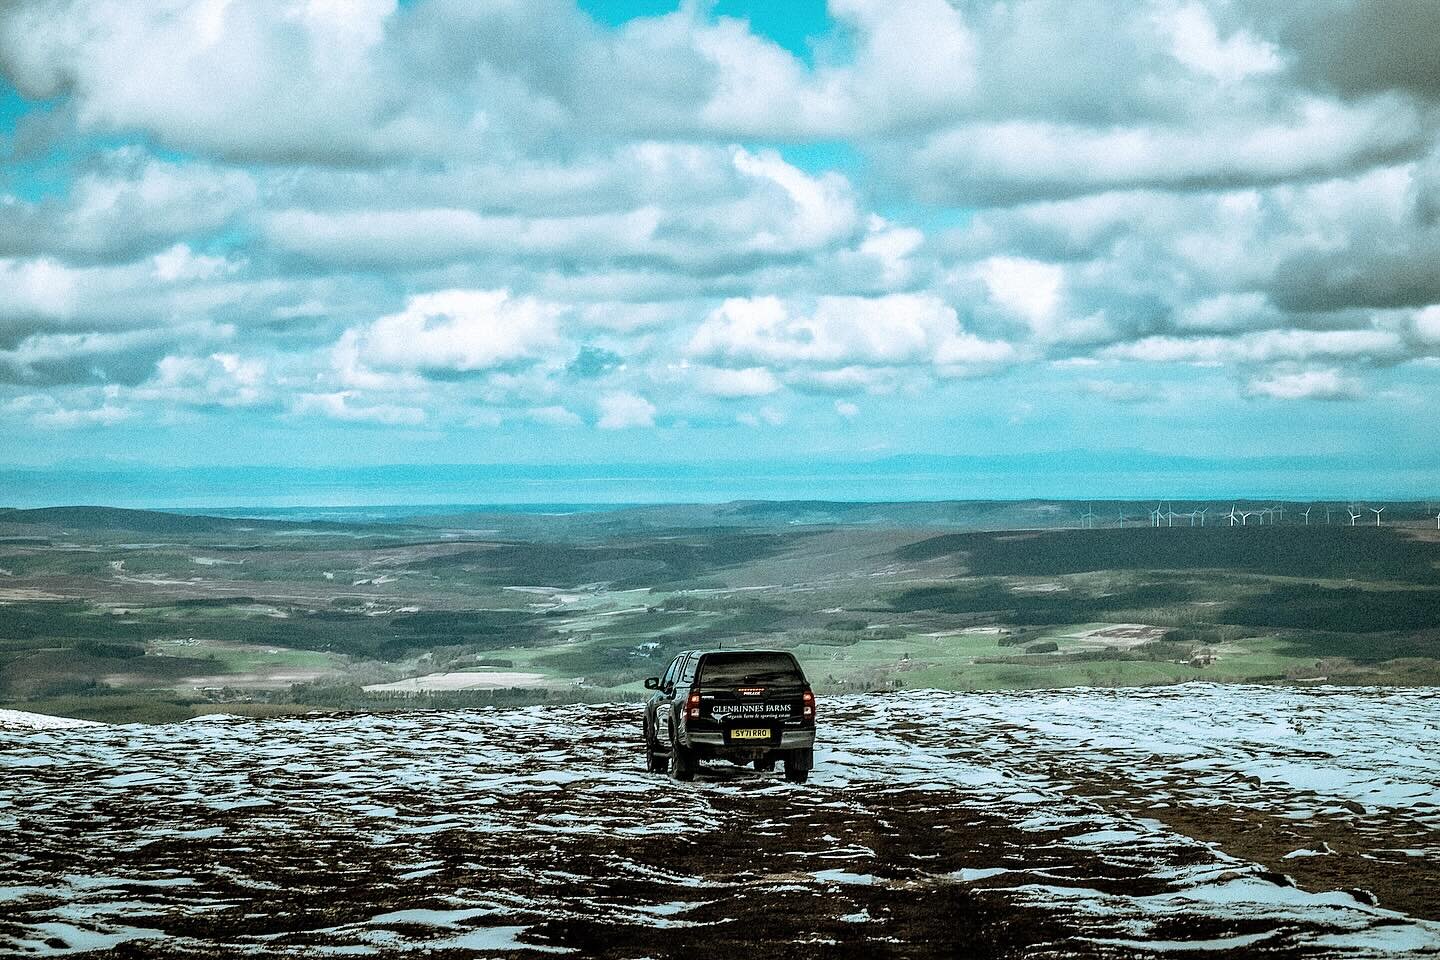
1,684 -> 1437,958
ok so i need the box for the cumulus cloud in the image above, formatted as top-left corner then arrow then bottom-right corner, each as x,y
1413,306 -> 1440,343
1246,368 -> 1363,401
899,98 -> 1423,206
689,294 -> 1013,372
1,386 -> 134,427
263,146 -> 859,273
736,404 -> 786,427
138,353 -> 267,407
0,152 -> 256,262
596,391 -> 656,429
693,366 -> 780,398
340,290 -> 564,375
1160,2 -> 1282,84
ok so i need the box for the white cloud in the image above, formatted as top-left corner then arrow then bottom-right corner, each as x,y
905,98 -> 1423,205
596,391 -> 656,429
1246,368 -> 1362,401
835,400 -> 860,418
728,147 -> 860,252
526,405 -> 583,427
1413,305 -> 1440,343
140,352 -> 267,407
0,258 -> 79,319
292,391 -> 424,425
830,0 -> 977,125
344,290 -> 563,374
693,366 -> 780,398
152,244 -> 237,283
264,207 -> 663,267
261,146 -> 859,270
688,294 -> 1013,371
0,0 -> 412,162
736,405 -> 786,428
1174,292 -> 1276,332
3,387 -> 135,428
857,215 -> 924,288
0,153 -> 255,262
1160,2 -> 1281,83
1102,328 -> 1404,365
979,257 -> 1063,332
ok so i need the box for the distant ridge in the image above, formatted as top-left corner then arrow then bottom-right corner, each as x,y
0,506 -> 319,534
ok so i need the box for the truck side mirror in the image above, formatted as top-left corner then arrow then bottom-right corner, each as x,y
644,677 -> 660,690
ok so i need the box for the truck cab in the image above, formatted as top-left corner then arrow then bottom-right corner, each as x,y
643,649 -> 816,783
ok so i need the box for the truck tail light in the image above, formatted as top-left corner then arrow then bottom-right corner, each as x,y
802,689 -> 816,720
685,692 -> 701,720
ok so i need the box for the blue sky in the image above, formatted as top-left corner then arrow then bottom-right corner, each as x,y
1,0 -> 1439,502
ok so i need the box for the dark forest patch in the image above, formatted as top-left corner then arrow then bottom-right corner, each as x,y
890,580 -> 1193,624
897,527 -> 1440,583
1228,583 -> 1440,636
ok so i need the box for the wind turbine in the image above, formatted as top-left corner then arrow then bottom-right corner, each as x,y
1079,504 -> 1096,529
1348,505 -> 1363,526
1434,509 -> 1440,530
1238,509 -> 1255,526
1166,502 -> 1181,527
1151,504 -> 1164,528
1190,508 -> 1208,527
1274,504 -> 1286,524
1324,504 -> 1332,525
1227,505 -> 1238,527
1371,506 -> 1386,527
1301,506 -> 1312,526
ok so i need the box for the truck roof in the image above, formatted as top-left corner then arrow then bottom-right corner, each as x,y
676,648 -> 794,659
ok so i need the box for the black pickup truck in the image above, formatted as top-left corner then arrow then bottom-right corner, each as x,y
642,649 -> 816,783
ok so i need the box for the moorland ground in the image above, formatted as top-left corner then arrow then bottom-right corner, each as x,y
3,687 -> 1436,957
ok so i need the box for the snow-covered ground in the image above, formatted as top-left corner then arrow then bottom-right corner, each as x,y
1,684 -> 1436,957
0,709 -> 101,731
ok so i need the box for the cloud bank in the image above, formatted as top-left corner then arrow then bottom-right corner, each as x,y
1,0 -> 1436,468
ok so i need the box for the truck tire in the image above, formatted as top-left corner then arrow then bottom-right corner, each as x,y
646,739 -> 667,773
644,717 -> 667,773
669,726 -> 696,782
783,751 -> 809,784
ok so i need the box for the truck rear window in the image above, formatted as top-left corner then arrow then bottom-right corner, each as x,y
699,652 -> 803,685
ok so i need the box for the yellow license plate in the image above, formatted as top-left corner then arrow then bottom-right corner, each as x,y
730,728 -> 770,740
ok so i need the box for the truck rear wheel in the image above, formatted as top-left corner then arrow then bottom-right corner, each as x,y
669,727 -> 696,782
646,740 -> 667,773
783,748 -> 811,783
644,718 -> 667,773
